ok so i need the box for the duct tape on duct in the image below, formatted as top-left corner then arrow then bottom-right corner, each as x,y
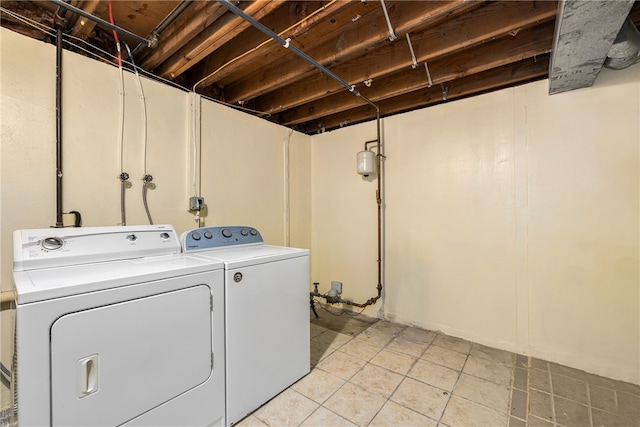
605,17 -> 640,70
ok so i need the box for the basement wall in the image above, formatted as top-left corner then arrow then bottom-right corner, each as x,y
311,64 -> 640,384
1,25 -> 638,387
0,28 -> 311,370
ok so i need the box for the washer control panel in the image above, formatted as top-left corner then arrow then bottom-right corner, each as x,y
182,226 -> 263,251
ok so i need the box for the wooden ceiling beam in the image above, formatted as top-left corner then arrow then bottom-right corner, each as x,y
154,1 -> 285,80
137,1 -> 226,70
0,1 -> 54,40
222,0 -> 480,103
296,54 -> 550,134
250,1 -> 557,115
70,0 -> 103,39
185,1 -> 368,90
278,22 -> 554,125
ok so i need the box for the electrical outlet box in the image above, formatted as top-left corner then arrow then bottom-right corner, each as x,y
331,281 -> 342,295
189,196 -> 205,211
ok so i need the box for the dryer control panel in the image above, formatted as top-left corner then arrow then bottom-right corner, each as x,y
182,226 -> 263,251
13,225 -> 180,271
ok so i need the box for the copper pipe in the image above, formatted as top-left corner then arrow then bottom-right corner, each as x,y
313,107 -> 385,309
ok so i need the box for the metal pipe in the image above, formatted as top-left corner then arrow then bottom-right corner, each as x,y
55,23 -> 64,228
130,0 -> 192,57
380,0 -> 397,41
48,0 -> 153,47
424,62 -> 433,88
219,0 -> 385,309
374,107 -> 383,302
406,33 -> 418,68
311,108 -> 384,309
217,0 -> 360,96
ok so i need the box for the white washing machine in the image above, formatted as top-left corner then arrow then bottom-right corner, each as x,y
182,226 -> 310,426
13,225 -> 226,427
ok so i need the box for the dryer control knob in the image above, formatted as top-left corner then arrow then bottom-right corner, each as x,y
192,232 -> 201,241
204,231 -> 213,239
250,229 -> 258,236
222,228 -> 232,238
241,229 -> 249,236
42,237 -> 63,251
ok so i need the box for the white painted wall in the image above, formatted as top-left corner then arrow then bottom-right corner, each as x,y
1,25 -> 638,387
311,66 -> 640,384
0,28 -> 310,373
200,102 -> 310,247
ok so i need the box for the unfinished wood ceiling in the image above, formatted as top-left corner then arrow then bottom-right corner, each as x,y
2,1 -> 640,134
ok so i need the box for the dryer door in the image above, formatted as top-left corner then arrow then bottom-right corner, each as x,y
50,285 -> 212,426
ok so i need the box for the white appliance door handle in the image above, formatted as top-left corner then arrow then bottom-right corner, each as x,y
77,354 -> 99,397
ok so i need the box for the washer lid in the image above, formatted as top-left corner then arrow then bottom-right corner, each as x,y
192,245 -> 309,269
13,254 -> 223,304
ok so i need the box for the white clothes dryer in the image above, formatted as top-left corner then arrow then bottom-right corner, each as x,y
182,226 -> 310,426
13,225 -> 225,427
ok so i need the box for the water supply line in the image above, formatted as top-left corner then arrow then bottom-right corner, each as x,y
338,107 -> 384,309
189,92 -> 204,226
218,0 -> 385,309
123,41 -> 154,225
109,2 -> 129,226
311,109 -> 384,310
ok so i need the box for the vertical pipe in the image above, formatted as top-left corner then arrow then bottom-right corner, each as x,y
219,0 -> 385,307
283,130 -> 292,246
55,24 -> 64,228
375,108 -> 382,297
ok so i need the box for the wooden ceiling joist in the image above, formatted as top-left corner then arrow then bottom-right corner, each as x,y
69,0 -> 104,40
278,21 -> 555,125
298,54 -> 551,134
7,1 -> 607,135
155,1 -> 285,80
185,0 -> 366,90
137,1 -> 227,70
221,0 -> 483,104
249,1 -> 558,116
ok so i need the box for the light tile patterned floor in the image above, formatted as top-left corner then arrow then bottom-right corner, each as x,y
1,308 -> 638,427
237,309 -> 640,427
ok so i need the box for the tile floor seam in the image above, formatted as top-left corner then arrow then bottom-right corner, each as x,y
434,353 -> 468,426
430,342 -> 468,357
456,373 -> 513,416
507,358 -> 518,425
524,367 -> 530,425
548,362 -> 558,427
585,382 -> 594,427
524,358 -> 531,424
309,366 -> 349,405
367,398 -> 388,426
308,315 -> 640,427
318,401 -> 357,426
